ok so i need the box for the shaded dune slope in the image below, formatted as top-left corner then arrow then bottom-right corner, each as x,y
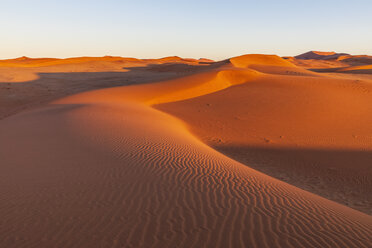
157,73 -> 372,214
338,64 -> 372,74
1,55 -> 371,247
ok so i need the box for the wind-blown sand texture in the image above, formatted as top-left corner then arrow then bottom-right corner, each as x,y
0,54 -> 371,247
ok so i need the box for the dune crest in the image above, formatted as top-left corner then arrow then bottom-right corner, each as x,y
56,67 -> 261,106
229,54 -> 296,68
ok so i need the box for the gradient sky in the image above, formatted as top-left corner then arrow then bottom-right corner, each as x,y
1,0 -> 371,60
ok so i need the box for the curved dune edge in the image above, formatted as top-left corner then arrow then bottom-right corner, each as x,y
1,59 -> 372,247
155,71 -> 372,215
55,68 -> 261,106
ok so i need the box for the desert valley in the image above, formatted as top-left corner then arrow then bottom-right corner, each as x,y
0,51 -> 371,247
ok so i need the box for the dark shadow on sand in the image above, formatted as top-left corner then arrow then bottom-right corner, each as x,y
213,144 -> 372,214
0,62 -> 220,119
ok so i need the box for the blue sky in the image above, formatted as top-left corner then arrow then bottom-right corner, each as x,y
1,0 -> 371,60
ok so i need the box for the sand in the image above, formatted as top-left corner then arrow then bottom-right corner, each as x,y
157,58 -> 372,215
0,54 -> 371,247
0,56 -> 213,120
289,52 -> 372,75
294,51 -> 349,60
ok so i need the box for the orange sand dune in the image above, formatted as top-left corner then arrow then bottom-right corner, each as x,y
57,68 -> 261,106
0,58 -> 214,120
230,54 -> 296,68
0,55 -> 211,68
0,54 -> 372,247
0,55 -> 211,84
157,55 -> 372,215
230,54 -> 319,76
287,57 -> 348,69
0,56 -> 144,83
157,71 -> 372,214
0,56 -> 135,67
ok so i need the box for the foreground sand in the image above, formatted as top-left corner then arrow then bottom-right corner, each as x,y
0,55 -> 371,247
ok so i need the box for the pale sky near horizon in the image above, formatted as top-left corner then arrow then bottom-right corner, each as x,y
1,0 -> 371,60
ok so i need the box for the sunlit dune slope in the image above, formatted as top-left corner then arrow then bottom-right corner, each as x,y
230,54 -> 296,68
146,56 -> 196,63
57,68 -> 261,106
0,55 -> 213,84
228,54 -> 319,76
2,100 -> 371,248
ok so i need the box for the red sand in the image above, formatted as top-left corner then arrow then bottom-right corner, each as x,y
0,54 -> 371,247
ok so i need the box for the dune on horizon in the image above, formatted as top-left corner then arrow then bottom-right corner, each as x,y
0,53 -> 372,247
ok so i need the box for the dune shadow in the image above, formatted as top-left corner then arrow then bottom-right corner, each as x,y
213,144 -> 372,214
340,69 -> 372,74
308,67 -> 347,73
0,62 -> 220,120
124,62 -> 218,73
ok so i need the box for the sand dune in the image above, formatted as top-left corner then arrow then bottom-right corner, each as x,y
157,72 -> 372,214
289,52 -> 372,75
0,56 -> 213,68
56,69 -> 260,106
336,55 -> 372,65
295,51 -> 349,60
230,54 -> 319,76
0,56 -> 139,68
229,54 -> 296,68
0,54 -> 372,247
0,56 -> 213,119
338,64 -> 372,74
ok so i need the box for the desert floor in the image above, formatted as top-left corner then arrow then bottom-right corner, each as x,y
1,54 -> 371,247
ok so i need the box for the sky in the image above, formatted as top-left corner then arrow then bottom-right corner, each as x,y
1,0 -> 372,60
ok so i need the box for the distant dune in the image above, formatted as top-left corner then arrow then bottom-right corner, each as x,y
0,53 -> 371,247
295,51 -> 350,60
337,55 -> 372,65
289,51 -> 372,74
